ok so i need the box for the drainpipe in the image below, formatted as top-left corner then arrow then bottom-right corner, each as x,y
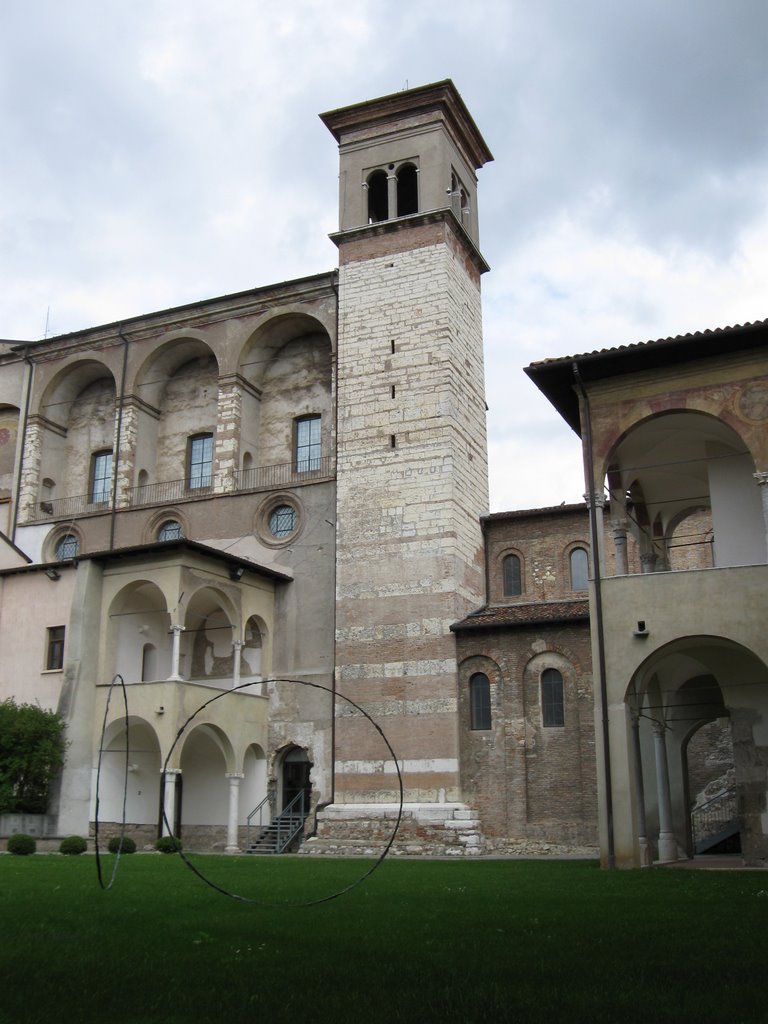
11,351 -> 34,543
109,327 -> 130,551
573,361 -> 616,869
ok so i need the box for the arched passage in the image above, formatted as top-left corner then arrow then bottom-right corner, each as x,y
96,717 -> 161,833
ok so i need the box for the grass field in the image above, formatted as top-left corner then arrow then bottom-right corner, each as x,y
1,853 -> 766,1024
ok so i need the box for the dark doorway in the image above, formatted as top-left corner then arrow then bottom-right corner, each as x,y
282,749 -> 312,813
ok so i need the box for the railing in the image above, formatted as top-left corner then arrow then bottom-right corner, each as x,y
234,456 -> 334,493
691,786 -> 738,849
246,791 -> 307,854
28,493 -> 111,522
129,478 -> 212,508
26,457 -> 336,522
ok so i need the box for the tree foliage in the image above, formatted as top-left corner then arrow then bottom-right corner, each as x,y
0,700 -> 66,814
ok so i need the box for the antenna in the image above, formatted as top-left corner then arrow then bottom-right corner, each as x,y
44,307 -> 51,338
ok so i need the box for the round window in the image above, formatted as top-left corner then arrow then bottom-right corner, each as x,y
268,505 -> 296,539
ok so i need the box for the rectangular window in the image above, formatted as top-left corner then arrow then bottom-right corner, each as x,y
187,433 -> 213,489
542,669 -> 565,727
295,416 -> 321,472
46,626 -> 65,671
90,450 -> 113,504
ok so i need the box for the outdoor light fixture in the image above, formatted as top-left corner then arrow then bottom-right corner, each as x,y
633,620 -> 650,638
44,568 -> 61,581
229,566 -> 245,581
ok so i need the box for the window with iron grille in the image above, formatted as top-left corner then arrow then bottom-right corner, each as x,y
55,534 -> 79,560
158,520 -> 183,541
269,504 -> 296,539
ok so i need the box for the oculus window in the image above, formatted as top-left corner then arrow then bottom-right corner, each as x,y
269,504 -> 297,539
55,534 -> 79,560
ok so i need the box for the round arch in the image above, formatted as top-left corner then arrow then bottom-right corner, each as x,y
107,580 -> 172,684
97,715 -> 161,830
182,586 -> 238,683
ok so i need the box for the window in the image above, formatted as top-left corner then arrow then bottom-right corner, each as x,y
469,672 -> 491,730
90,450 -> 112,504
367,169 -> 388,223
397,163 -> 418,216
188,433 -> 213,489
541,668 -> 565,727
269,504 -> 296,539
503,553 -> 522,596
158,520 -> 183,541
55,534 -> 79,560
46,626 -> 65,671
570,547 -> 589,591
295,416 -> 321,472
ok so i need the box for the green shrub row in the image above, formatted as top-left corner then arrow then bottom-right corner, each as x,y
6,832 -> 180,855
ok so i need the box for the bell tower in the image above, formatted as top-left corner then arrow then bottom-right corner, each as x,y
321,82 -> 493,843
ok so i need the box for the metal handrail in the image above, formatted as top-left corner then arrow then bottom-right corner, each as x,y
129,478 -> 213,507
234,456 -> 334,493
245,790 -> 307,854
245,795 -> 271,852
28,492 -> 111,522
691,786 -> 738,845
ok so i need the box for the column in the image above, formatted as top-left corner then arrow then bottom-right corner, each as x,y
386,172 -> 397,219
611,518 -> 629,576
753,471 -> 768,556
652,721 -> 678,863
225,772 -> 245,853
630,710 -> 652,867
640,552 -> 657,574
169,624 -> 185,681
231,640 -> 244,690
584,491 -> 607,575
162,768 -> 182,836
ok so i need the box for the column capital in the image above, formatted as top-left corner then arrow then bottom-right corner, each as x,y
170,624 -> 185,635
584,491 -> 607,510
754,470 -> 768,486
232,640 -> 244,651
610,517 -> 628,534
163,767 -> 182,776
651,719 -> 666,737
225,772 -> 245,780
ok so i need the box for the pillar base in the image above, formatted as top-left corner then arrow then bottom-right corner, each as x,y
657,832 -> 678,863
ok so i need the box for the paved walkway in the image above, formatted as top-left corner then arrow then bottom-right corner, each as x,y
661,854 -> 766,870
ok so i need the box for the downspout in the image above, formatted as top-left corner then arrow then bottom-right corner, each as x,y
11,352 -> 34,544
109,327 -> 130,551
481,517 -> 490,605
573,361 -> 616,869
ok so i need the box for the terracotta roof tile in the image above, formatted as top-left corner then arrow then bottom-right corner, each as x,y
451,598 -> 590,632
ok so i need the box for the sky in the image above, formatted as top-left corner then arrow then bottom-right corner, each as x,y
1,0 -> 767,512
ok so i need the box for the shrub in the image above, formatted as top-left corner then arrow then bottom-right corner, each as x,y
107,835 -> 136,855
155,835 -> 182,854
59,835 -> 87,855
7,833 -> 36,855
0,699 -> 66,814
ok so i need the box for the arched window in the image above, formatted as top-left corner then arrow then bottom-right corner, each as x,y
503,553 -> 522,596
569,547 -> 589,591
541,668 -> 565,727
367,170 -> 388,223
55,533 -> 79,560
469,672 -> 491,730
397,163 -> 418,216
158,520 -> 183,542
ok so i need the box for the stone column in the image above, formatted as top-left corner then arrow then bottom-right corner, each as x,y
584,491 -> 607,575
387,172 -> 397,219
630,710 -> 652,867
113,402 -> 138,508
162,769 -> 182,836
652,721 -> 678,863
232,640 -> 243,690
611,518 -> 629,576
18,418 -> 44,523
225,772 -> 245,853
753,471 -> 768,558
214,375 -> 243,493
640,552 -> 657,574
169,625 -> 185,681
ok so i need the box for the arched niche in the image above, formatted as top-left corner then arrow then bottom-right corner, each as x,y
97,716 -> 161,827
179,723 -> 234,826
605,411 -> 764,570
108,581 -> 172,684
183,586 -> 237,683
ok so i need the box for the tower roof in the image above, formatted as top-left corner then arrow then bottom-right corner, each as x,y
320,79 -> 493,171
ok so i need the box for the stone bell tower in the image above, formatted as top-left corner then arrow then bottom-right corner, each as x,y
319,81 -> 493,846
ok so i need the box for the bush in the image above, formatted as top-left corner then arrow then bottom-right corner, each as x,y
155,835 -> 182,854
7,833 -> 36,855
0,699 -> 66,814
59,835 -> 87,855
107,835 -> 136,854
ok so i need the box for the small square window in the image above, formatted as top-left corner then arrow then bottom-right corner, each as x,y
46,626 -> 65,671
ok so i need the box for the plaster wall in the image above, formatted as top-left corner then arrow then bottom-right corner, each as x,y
709,452 -> 766,565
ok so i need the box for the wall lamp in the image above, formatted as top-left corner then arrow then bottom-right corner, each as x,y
229,566 -> 245,581
44,568 -> 61,581
633,620 -> 650,638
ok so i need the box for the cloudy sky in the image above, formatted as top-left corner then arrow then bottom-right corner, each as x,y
2,0 -> 766,511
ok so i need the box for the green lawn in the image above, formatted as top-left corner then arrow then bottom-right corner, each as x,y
1,853 -> 766,1024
